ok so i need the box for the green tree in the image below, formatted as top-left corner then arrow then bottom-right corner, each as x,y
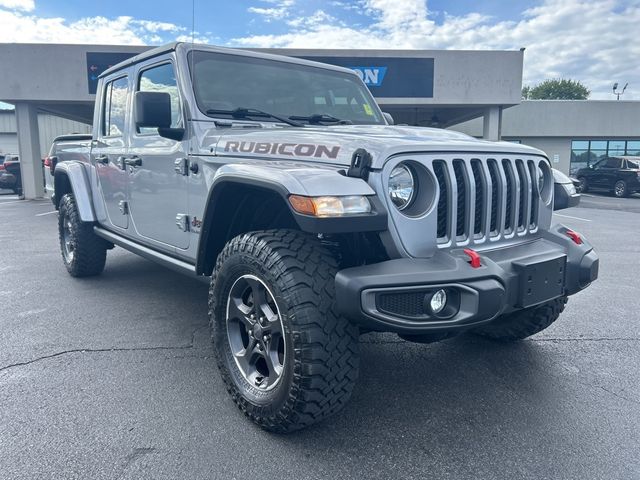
525,79 -> 590,100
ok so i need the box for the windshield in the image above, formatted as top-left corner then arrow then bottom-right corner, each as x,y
189,51 -> 385,125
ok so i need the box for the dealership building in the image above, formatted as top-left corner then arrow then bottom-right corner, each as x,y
0,42 -> 638,198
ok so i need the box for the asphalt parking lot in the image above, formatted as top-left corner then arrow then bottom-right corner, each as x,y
1,190 -> 639,480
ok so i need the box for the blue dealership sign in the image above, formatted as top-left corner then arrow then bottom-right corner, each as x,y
300,56 -> 434,98
350,66 -> 388,87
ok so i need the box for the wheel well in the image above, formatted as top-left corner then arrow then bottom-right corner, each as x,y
53,172 -> 72,209
198,184 -> 299,275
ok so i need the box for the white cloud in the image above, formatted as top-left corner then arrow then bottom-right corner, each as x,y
234,0 -> 640,99
176,33 -> 215,44
248,0 -> 295,21
0,0 -> 34,12
287,10 -> 339,28
131,19 -> 183,33
0,11 -> 185,45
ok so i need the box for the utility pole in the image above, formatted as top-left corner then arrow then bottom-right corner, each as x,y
612,82 -> 628,100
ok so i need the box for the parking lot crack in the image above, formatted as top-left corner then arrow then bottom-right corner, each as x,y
0,345 -> 196,375
0,324 -> 212,375
577,380 -> 640,406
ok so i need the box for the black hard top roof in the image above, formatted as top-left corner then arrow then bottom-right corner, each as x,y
99,42 -> 355,79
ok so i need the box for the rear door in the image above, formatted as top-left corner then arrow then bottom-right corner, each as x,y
93,75 -> 130,230
127,59 -> 189,249
601,157 -> 623,189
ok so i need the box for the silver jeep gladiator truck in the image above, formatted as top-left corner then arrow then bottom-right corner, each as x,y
54,42 -> 598,432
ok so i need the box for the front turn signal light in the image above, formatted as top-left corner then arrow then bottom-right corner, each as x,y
288,195 -> 372,217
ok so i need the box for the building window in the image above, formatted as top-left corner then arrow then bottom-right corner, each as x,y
570,139 -> 640,175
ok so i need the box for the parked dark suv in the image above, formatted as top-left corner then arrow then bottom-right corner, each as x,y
0,154 -> 21,194
575,156 -> 640,197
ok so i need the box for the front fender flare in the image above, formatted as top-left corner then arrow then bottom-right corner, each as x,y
195,163 -> 387,275
54,161 -> 96,222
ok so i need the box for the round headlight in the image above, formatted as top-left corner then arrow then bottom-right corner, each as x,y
389,164 -> 416,211
537,168 -> 544,192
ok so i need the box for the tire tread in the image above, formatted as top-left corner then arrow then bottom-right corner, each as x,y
209,229 -> 359,432
58,193 -> 107,277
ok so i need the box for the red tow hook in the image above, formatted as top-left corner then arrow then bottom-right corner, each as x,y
565,229 -> 583,245
463,248 -> 482,268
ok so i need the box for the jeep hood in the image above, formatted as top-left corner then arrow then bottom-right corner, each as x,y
203,124 -> 546,168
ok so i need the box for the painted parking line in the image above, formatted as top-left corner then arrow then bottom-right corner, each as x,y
0,200 -> 24,206
554,213 -> 592,222
35,211 -> 58,217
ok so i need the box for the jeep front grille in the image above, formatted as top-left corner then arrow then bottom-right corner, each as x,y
434,156 -> 541,247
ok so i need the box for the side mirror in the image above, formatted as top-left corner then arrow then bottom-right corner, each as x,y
382,112 -> 395,125
49,155 -> 58,174
552,168 -> 580,211
134,91 -> 184,141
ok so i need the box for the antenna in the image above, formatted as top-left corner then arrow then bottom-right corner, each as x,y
612,82 -> 628,100
187,0 -> 196,150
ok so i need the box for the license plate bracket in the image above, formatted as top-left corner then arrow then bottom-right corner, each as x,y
513,253 -> 567,308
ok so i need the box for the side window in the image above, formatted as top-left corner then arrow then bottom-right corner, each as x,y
605,158 -> 622,168
102,76 -> 128,137
137,63 -> 181,135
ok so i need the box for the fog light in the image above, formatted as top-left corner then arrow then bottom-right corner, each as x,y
429,289 -> 447,314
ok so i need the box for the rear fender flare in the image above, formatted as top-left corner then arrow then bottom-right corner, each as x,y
54,162 -> 96,222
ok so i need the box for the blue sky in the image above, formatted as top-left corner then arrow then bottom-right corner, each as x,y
0,0 -> 638,100
23,0 -> 539,42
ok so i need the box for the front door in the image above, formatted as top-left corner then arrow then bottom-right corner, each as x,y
94,75 -> 130,230
127,61 -> 189,249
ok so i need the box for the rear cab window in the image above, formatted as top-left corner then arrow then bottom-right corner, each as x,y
102,76 -> 129,138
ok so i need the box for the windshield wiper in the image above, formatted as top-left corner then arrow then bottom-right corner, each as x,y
205,107 -> 303,127
288,114 -> 353,125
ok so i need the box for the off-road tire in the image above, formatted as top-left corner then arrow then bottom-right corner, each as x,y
473,297 -> 567,341
209,229 -> 359,433
614,180 -> 629,198
58,193 -> 107,277
577,176 -> 588,193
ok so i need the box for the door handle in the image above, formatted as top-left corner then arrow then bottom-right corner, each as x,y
124,156 -> 142,167
95,155 -> 108,164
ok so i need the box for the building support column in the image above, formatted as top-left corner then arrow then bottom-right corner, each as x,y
482,106 -> 503,142
15,102 -> 44,199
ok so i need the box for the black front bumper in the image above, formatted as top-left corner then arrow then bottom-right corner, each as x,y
335,224 -> 598,334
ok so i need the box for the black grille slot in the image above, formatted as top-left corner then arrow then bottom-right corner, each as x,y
453,160 -> 467,237
377,291 -> 428,318
515,160 -> 528,230
527,160 -> 539,227
471,160 -> 484,235
433,160 -> 449,239
487,160 -> 500,233
502,159 -> 515,232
